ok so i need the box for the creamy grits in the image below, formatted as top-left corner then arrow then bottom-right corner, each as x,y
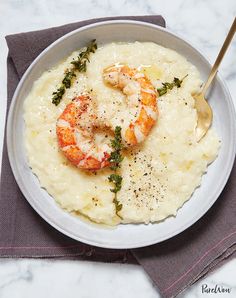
24,42 -> 220,225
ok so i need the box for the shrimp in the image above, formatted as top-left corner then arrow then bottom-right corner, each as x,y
103,64 -> 158,146
56,65 -> 158,170
56,95 -> 112,170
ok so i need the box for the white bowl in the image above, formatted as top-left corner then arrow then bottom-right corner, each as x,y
7,20 -> 236,249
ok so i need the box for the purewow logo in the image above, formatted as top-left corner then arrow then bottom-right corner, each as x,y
201,284 -> 231,294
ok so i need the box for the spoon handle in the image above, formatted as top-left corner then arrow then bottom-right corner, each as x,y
201,17 -> 236,96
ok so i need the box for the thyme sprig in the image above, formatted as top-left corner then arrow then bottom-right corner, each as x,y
71,39 -> 97,72
109,126 -> 123,170
52,39 -> 97,106
108,126 -> 123,217
157,74 -> 188,97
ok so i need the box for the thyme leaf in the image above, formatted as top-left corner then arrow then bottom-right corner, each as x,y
108,174 -> 122,193
113,197 -> 123,213
109,151 -> 123,171
62,70 -> 76,88
51,39 -> 97,105
157,75 -> 188,97
52,85 -> 65,106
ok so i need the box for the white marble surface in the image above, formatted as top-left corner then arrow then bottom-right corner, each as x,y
0,0 -> 235,297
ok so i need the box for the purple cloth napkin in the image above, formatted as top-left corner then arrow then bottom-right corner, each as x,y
1,15 -> 235,298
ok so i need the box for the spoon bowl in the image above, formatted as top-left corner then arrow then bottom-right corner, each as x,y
194,93 -> 213,141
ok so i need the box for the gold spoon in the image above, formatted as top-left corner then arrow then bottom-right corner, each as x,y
194,17 -> 236,142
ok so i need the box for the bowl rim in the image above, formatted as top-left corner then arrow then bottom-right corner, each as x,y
7,20 -> 236,249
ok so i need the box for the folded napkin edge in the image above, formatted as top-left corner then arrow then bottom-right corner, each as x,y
5,14 -> 166,41
4,15 -> 166,79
